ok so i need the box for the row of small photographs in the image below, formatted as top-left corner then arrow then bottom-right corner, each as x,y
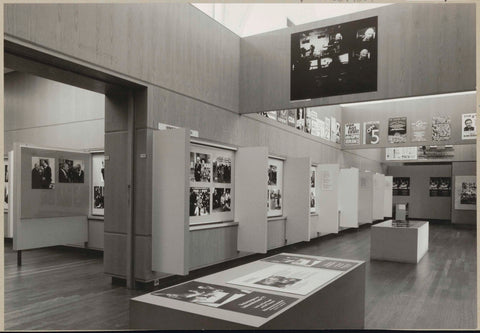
267,189 -> 282,211
190,187 -> 232,217
190,152 -> 232,184
94,186 -> 104,209
31,157 -> 85,189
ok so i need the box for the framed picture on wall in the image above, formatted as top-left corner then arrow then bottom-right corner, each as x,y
91,153 -> 105,216
59,159 -> 85,183
31,157 -> 55,189
267,158 -> 284,217
454,176 -> 476,210
462,113 -> 476,140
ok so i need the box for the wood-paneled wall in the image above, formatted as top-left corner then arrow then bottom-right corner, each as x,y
239,3 -> 475,113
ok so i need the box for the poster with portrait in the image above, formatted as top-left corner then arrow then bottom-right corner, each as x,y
291,16 -> 377,101
363,121 -> 380,144
277,110 -> 288,125
310,166 -> 316,214
429,177 -> 451,197
288,109 -> 296,127
462,113 -> 476,140
388,117 -> 407,143
392,177 -> 410,196
454,176 -> 476,210
92,154 -> 105,215
31,157 -> 55,189
344,123 -> 360,144
411,120 -> 427,142
58,159 -> 84,183
432,116 -> 451,141
267,158 -> 283,217
4,158 -> 8,210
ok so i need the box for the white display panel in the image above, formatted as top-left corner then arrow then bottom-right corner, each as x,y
338,168 -> 359,228
91,153 -> 105,216
454,175 -> 476,210
383,176 -> 393,218
310,166 -> 316,214
267,158 -> 284,218
358,171 -> 373,224
189,144 -> 235,225
372,173 -> 385,220
316,164 -> 340,236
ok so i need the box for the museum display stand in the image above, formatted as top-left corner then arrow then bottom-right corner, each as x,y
11,143 -> 90,263
370,220 -> 429,263
338,167 -> 359,228
312,164 -> 340,238
383,176 -> 393,218
130,253 -> 366,330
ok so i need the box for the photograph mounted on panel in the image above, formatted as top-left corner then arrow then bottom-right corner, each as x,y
212,188 -> 231,213
93,186 -> 105,209
213,156 -> 231,184
432,116 -> 451,141
429,177 -> 451,197
58,159 -> 85,183
388,117 -> 407,144
190,152 -> 211,183
392,177 -> 410,196
268,165 -> 278,186
189,187 -> 211,217
31,157 -> 55,189
454,176 -> 476,210
462,113 -> 476,140
268,189 -> 282,212
291,16 -> 377,101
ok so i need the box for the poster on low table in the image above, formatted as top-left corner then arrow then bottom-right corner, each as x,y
262,254 -> 359,271
454,176 -> 476,210
267,158 -> 283,217
462,113 -> 476,140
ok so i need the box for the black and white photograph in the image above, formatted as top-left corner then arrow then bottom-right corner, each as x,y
462,113 -> 476,140
31,157 -> 55,189
190,152 -> 211,183
296,107 -> 306,131
262,254 -> 322,267
269,189 -> 282,211
58,159 -> 85,183
4,160 -> 8,210
268,164 -> 277,186
288,109 -> 296,127
278,110 -> 288,124
310,190 -> 316,209
189,187 -> 210,217
255,275 -> 301,289
94,186 -> 104,209
388,117 -> 407,143
392,177 -> 410,196
460,182 -> 476,205
454,176 -> 476,210
212,156 -> 231,183
429,177 -> 451,197
291,16 -> 377,100
212,188 -> 231,212
311,169 -> 316,188
411,120 -> 427,142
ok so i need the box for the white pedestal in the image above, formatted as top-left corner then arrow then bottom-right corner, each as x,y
370,220 -> 429,264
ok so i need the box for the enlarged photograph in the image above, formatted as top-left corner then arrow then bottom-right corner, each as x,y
212,188 -> 231,212
213,156 -> 231,183
269,189 -> 282,210
460,182 -> 476,205
268,165 -> 278,186
291,16 -> 377,100
31,157 -> 55,189
59,159 -> 85,183
189,187 -> 210,216
94,186 -> 105,209
392,177 -> 410,196
254,275 -> 301,289
190,152 -> 211,182
429,177 -> 451,197
263,255 -> 322,267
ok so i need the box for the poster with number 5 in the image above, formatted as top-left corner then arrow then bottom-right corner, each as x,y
363,121 -> 380,144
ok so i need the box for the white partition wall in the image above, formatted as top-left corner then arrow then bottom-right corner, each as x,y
338,168 -> 359,228
235,147 -> 268,253
284,157 -> 310,244
316,164 -> 340,236
152,128 -> 190,275
372,173 -> 385,221
7,150 -> 14,238
384,176 -> 393,218
358,171 -> 374,225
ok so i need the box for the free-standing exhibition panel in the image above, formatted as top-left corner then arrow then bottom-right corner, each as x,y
152,128 -> 190,275
235,147 -> 269,253
316,164 -> 340,237
358,171 -> 373,225
372,173 -> 385,221
383,176 -> 393,218
338,168 -> 359,228
12,143 -> 89,251
284,157 -> 311,244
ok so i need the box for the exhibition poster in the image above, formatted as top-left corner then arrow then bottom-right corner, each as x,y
290,16 -> 378,100
411,120 -> 427,142
318,119 -> 326,139
324,117 -> 331,141
310,167 -> 316,213
363,121 -> 380,144
277,110 -> 288,125
392,177 -> 410,196
228,264 -> 343,296
454,176 -> 476,210
262,254 -> 359,271
335,121 -> 341,144
305,110 -> 312,134
92,154 -> 105,215
344,123 -> 361,144
31,157 -> 55,189
462,113 -> 476,140
388,117 -> 407,143
432,116 -> 451,141
296,108 -> 306,131
429,177 -> 451,197
330,117 -> 337,142
287,110 -> 296,127
267,158 -> 283,217
59,159 -> 85,183
151,281 -> 297,318
307,108 -> 320,137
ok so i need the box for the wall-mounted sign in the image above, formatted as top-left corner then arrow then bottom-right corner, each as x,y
385,147 -> 417,161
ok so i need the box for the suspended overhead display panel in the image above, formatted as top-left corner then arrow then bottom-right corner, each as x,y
235,147 -> 269,253
284,157 -> 311,245
152,128 -> 190,275
316,164 -> 340,237
338,168 -> 359,228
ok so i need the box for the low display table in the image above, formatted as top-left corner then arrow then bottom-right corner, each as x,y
370,220 -> 429,263
130,253 -> 365,329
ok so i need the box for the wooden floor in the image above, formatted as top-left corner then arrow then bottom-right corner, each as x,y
4,223 -> 476,330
